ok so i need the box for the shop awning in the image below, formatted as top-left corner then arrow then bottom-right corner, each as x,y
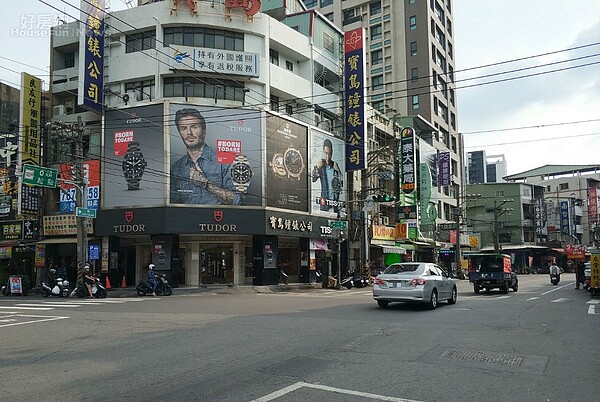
380,245 -> 407,255
36,238 -> 79,244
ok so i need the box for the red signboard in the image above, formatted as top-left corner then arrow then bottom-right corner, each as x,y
589,187 -> 598,223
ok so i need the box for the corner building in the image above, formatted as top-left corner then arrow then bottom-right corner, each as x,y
48,1 -> 346,286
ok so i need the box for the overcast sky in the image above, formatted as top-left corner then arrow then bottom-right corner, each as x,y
1,1 -> 599,176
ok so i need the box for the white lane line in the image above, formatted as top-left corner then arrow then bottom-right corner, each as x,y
0,306 -> 54,311
588,305 -> 596,315
527,297 -> 540,301
540,283 -> 571,296
0,315 -> 69,328
497,296 -> 511,299
252,381 -> 421,402
18,303 -> 81,308
587,300 -> 600,305
550,298 -> 569,303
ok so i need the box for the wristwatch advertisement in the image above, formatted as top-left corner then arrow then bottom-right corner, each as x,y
270,147 -> 305,180
230,154 -> 253,193
122,141 -> 147,190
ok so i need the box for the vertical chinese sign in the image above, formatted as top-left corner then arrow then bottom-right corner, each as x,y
18,72 -> 42,217
438,151 -> 451,187
343,28 -> 366,172
560,201 -> 570,235
78,0 -> 105,111
400,127 -> 416,194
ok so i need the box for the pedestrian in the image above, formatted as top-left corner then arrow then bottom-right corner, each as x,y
575,261 -> 586,289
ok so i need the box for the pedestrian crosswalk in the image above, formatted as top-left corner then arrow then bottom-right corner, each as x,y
0,297 -> 159,312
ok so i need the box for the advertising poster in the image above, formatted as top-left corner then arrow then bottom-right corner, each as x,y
169,104 -> 262,206
103,104 -> 165,208
266,114 -> 308,212
59,160 -> 101,213
309,129 -> 346,217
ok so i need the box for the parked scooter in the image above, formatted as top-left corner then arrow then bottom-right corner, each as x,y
136,273 -> 172,296
279,269 -> 289,285
550,272 -> 560,285
41,277 -> 70,298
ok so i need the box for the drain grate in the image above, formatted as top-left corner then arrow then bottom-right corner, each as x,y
418,346 -> 549,374
438,349 -> 523,367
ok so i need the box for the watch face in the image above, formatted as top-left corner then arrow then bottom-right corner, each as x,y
331,176 -> 342,193
232,163 -> 253,184
284,148 -> 304,176
271,154 -> 287,177
123,153 -> 146,179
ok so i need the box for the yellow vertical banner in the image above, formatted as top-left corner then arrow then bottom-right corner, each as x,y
19,72 -> 42,166
590,254 -> 600,289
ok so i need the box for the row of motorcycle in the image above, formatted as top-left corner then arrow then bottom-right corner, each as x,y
40,276 -> 108,299
338,270 -> 372,289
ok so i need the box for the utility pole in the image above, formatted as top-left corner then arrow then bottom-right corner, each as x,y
75,117 -> 88,281
493,199 -> 513,252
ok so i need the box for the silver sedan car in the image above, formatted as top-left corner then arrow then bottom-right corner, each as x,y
373,262 -> 457,309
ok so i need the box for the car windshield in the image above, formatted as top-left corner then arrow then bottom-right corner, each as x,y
383,263 -> 422,274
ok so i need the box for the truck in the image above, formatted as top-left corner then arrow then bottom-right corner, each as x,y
467,253 -> 518,294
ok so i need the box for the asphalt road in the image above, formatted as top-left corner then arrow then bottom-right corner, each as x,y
1,273 -> 598,402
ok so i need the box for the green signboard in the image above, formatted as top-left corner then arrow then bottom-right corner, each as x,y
328,220 -> 348,230
21,164 -> 58,188
76,207 -> 97,219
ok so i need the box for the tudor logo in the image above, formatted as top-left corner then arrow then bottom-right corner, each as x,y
125,211 -> 134,223
214,210 -> 223,223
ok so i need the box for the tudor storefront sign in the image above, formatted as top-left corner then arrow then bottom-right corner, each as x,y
113,210 -> 147,233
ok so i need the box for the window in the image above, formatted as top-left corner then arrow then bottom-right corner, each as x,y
412,95 -> 419,109
269,49 -> 279,66
410,41 -> 417,56
370,1 -> 381,15
125,80 -> 155,101
448,42 -> 453,59
321,0 -> 333,6
411,68 -> 418,82
270,94 -> 279,111
371,49 -> 383,65
323,32 -> 334,53
370,24 -> 382,40
559,183 -> 569,190
496,190 -> 505,197
446,18 -> 452,36
325,12 -> 334,22
286,60 -> 294,71
343,8 -> 355,20
372,75 -> 384,91
372,100 -> 385,112
409,0 -> 416,4
163,27 -> 243,51
126,31 -> 156,53
409,16 -> 417,30
285,104 -> 293,115
163,77 -> 245,102
64,52 -> 75,68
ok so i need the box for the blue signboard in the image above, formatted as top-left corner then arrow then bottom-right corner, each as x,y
343,28 -> 366,172
560,201 -> 570,234
80,0 -> 105,111
89,244 -> 100,261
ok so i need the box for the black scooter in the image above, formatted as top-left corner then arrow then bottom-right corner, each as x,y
550,272 -> 560,285
136,273 -> 172,296
70,278 -> 107,298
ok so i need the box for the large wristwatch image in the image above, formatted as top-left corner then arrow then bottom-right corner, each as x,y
230,154 -> 253,193
122,141 -> 147,190
331,171 -> 342,197
283,147 -> 305,180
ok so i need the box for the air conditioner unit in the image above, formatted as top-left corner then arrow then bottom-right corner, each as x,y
52,105 -> 66,116
382,216 -> 390,226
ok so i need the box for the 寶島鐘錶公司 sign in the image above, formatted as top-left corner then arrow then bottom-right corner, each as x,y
21,164 -> 58,188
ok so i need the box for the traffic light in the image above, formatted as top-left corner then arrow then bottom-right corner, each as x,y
372,194 -> 396,202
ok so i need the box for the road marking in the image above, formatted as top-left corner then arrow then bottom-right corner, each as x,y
497,296 -> 511,299
587,300 -> 600,305
0,318 -> 17,323
527,297 -> 540,301
550,298 -> 569,303
0,306 -> 54,311
0,315 -> 69,328
252,381 -> 421,402
540,283 -> 571,296
588,305 -> 595,315
18,303 -> 81,308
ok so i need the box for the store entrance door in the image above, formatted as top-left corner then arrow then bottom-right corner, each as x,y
200,245 -> 233,284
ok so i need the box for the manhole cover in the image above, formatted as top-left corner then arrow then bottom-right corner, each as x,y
418,346 -> 548,374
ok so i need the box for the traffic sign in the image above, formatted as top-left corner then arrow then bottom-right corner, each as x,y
76,207 -> 97,219
21,164 -> 58,188
328,220 -> 348,230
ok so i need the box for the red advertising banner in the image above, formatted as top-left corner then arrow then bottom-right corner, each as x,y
216,139 -> 241,164
589,187 -> 598,223
114,130 -> 134,156
60,160 -> 100,188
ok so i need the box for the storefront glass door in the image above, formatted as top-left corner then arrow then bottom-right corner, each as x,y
200,245 -> 233,284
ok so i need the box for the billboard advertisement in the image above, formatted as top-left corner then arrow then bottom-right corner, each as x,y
78,0 -> 105,111
59,159 -> 100,213
343,27 -> 366,171
169,104 -> 262,206
103,104 -> 166,208
266,113 -> 308,212
310,129 -> 345,216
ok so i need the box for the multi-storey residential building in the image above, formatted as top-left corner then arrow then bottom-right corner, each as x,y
302,0 -> 463,270
46,0 -> 352,287
505,165 -> 600,247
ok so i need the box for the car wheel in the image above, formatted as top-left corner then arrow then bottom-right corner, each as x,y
502,284 -> 509,294
448,287 -> 457,304
427,289 -> 438,310
474,284 -> 480,294
512,281 -> 519,292
377,300 -> 389,309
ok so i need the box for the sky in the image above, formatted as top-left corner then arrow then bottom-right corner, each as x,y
1,0 -> 600,176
